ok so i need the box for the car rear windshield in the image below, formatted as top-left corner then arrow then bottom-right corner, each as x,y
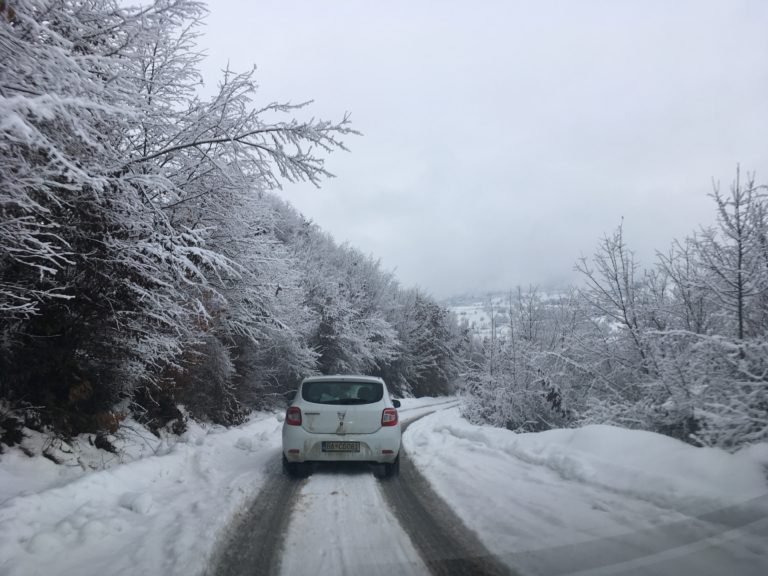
301,381 -> 384,405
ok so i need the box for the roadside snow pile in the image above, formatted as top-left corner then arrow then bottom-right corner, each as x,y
0,419 -> 171,505
455,419 -> 764,511
404,407 -> 768,566
0,412 -> 283,576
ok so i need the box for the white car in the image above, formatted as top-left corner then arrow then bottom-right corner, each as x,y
281,375 -> 401,477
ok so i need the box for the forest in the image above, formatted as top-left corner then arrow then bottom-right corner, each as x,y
1,0 -> 765,452
0,0 -> 465,446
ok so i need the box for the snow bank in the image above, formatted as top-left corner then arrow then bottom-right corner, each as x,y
0,413 -> 284,576
421,418 -> 767,511
404,407 -> 768,572
0,418 -> 172,505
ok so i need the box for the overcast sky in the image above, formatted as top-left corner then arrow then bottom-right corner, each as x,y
199,0 -> 768,299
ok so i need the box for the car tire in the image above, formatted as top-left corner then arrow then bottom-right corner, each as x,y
382,454 -> 400,479
282,454 -> 307,478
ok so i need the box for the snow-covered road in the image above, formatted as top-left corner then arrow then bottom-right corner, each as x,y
2,397 -> 767,576
279,399 -> 465,576
214,398 -> 506,576
279,465 -> 428,576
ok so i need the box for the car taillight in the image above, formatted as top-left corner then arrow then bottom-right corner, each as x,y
286,406 -> 302,426
381,407 -> 398,427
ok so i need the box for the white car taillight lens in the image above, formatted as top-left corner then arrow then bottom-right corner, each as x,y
286,406 -> 302,426
381,407 -> 398,427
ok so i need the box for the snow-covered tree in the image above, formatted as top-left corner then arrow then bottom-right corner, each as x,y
381,289 -> 465,397
461,288 -> 576,432
298,231 -> 398,375
461,169 -> 768,449
575,222 -> 657,375
0,0 -> 354,432
692,168 -> 766,340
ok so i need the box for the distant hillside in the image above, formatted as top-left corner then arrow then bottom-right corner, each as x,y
443,289 -> 569,340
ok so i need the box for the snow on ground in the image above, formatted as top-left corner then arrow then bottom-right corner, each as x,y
7,397 -> 766,575
0,418 -> 176,504
0,413 -> 284,576
279,467 -> 428,576
0,396 -> 451,576
404,407 -> 768,575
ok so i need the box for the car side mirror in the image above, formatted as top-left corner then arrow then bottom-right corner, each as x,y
283,390 -> 297,405
392,399 -> 401,408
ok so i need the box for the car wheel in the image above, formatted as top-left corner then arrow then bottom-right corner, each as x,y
282,454 -> 307,478
382,454 -> 400,479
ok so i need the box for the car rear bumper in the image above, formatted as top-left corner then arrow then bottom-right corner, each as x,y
282,426 -> 401,464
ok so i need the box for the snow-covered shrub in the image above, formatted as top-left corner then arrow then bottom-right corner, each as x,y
684,337 -> 768,448
0,402 -> 25,451
177,336 -> 245,426
380,289 -> 466,398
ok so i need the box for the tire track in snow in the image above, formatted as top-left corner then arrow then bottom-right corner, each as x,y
212,401 -> 512,576
211,451 -> 302,576
378,413 -> 518,576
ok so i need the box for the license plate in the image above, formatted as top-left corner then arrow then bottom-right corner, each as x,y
322,441 -> 360,452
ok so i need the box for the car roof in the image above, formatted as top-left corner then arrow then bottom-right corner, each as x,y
301,375 -> 385,385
